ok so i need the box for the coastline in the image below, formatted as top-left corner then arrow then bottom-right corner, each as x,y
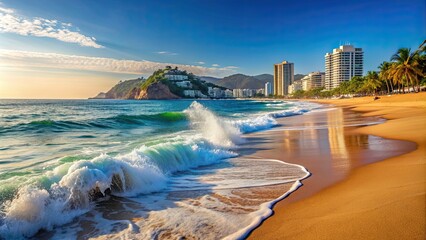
248,92 -> 426,239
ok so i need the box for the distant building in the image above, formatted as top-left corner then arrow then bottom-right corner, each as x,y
288,80 -> 303,95
183,90 -> 196,98
264,82 -> 272,97
224,89 -> 233,98
165,69 -> 189,81
183,90 -> 206,98
208,87 -> 224,98
233,89 -> 243,98
274,61 -> 294,96
325,45 -> 363,90
301,72 -> 325,91
232,89 -> 257,98
175,81 -> 192,88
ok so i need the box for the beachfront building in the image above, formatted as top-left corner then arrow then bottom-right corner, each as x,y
288,80 -> 303,95
274,61 -> 294,96
301,71 -> 325,91
232,89 -> 257,98
183,90 -> 207,98
233,89 -> 243,98
224,89 -> 233,98
264,82 -> 272,97
325,45 -> 363,90
207,87 -> 227,98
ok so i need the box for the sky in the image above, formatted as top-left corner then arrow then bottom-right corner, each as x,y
0,0 -> 424,99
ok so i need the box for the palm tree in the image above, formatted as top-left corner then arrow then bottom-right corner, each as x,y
378,61 -> 393,94
363,71 -> 382,95
414,40 -> 426,90
388,47 -> 424,93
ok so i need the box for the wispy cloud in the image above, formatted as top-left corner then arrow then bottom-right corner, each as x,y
223,66 -> 238,69
196,61 -> 205,65
0,49 -> 238,77
0,3 -> 103,48
156,51 -> 178,56
212,64 -> 220,67
0,6 -> 13,14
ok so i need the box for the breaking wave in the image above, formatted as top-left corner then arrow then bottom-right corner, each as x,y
0,101 -> 316,238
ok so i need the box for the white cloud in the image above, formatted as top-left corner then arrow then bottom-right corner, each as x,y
156,51 -> 178,55
212,64 -> 220,67
0,6 -> 13,14
0,49 -> 237,77
196,61 -> 205,65
0,4 -> 103,48
223,66 -> 238,69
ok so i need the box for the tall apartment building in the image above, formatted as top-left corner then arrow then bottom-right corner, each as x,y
301,71 -> 325,91
274,61 -> 294,96
325,45 -> 363,90
264,82 -> 272,97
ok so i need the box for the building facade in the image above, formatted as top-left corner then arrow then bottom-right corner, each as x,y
288,80 -> 303,95
232,89 -> 258,98
325,45 -> 363,90
274,61 -> 294,96
301,71 -> 325,91
264,82 -> 272,97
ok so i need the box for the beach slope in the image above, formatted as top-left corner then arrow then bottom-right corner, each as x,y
250,93 -> 426,240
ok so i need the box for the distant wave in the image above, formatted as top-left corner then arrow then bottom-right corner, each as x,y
231,104 -> 317,133
0,112 -> 188,134
112,112 -> 187,124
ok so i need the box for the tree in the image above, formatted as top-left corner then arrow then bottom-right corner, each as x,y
291,89 -> 305,99
378,61 -> 393,93
362,71 -> 382,95
388,47 -> 424,93
348,76 -> 365,95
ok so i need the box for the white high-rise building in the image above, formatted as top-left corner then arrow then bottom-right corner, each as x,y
274,61 -> 294,96
325,45 -> 363,90
264,82 -> 272,97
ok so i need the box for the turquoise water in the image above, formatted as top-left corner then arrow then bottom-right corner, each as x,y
0,99 -> 317,239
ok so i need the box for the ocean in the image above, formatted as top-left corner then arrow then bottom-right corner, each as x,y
0,99 -> 319,239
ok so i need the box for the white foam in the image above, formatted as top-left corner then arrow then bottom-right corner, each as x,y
232,115 -> 277,133
224,159 -> 311,240
185,101 -> 243,146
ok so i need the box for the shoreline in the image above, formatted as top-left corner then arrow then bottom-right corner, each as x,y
248,92 -> 426,239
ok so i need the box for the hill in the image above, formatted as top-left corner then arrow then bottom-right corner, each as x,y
199,76 -> 221,83
253,74 -> 273,82
215,74 -> 270,89
294,74 -> 306,81
91,68 -> 226,100
202,73 -> 305,90
104,78 -> 144,99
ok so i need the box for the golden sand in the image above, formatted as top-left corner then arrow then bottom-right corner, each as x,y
249,92 -> 426,240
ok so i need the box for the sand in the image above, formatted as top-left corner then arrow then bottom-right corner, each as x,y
248,92 -> 426,239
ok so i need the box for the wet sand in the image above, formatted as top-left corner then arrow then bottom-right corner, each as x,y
247,93 -> 426,239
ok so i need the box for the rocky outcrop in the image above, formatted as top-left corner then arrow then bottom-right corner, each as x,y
105,79 -> 144,99
136,82 -> 180,100
89,92 -> 106,99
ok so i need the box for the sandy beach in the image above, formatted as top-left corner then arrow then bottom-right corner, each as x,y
248,92 -> 426,239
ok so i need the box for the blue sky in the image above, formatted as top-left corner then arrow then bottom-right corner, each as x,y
0,0 -> 425,98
